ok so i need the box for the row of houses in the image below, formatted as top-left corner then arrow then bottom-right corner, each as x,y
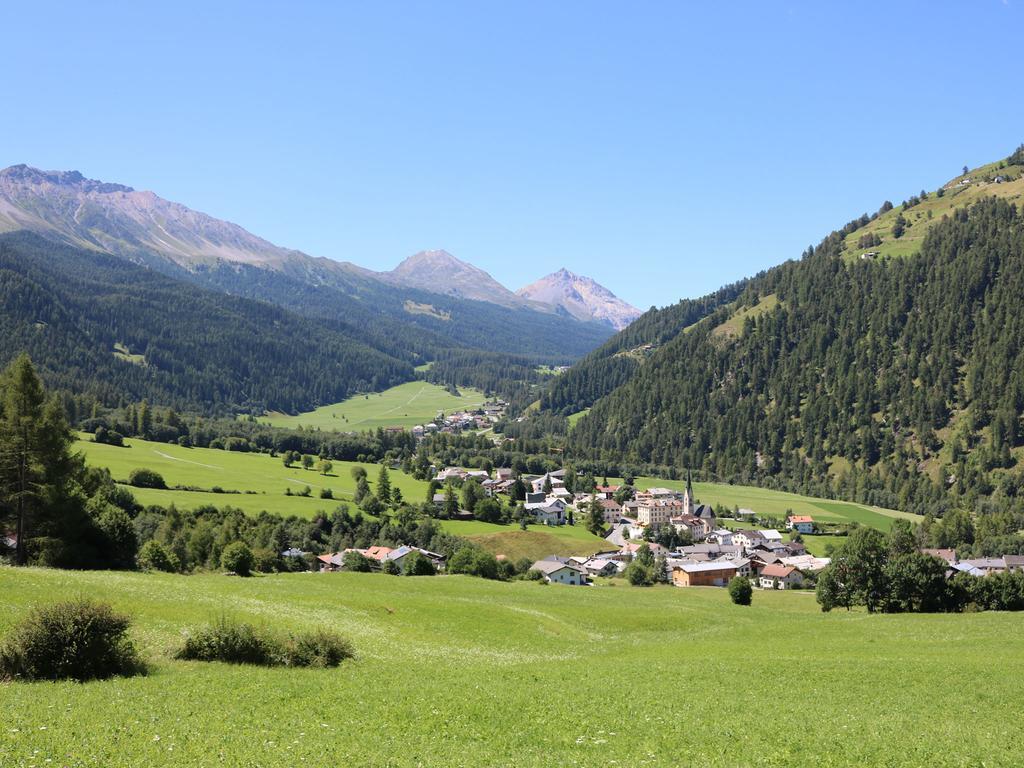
410,400 -> 508,439
315,545 -> 446,573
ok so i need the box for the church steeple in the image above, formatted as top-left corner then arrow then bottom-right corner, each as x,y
683,469 -> 694,516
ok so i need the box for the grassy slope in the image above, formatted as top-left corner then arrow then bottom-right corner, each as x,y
842,158 -> 1024,262
77,437 -> 606,556
2,567 -> 1022,767
77,437 -> 429,519
260,381 -> 487,431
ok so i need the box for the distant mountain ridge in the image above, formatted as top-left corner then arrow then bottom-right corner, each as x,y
517,268 -> 641,330
0,164 -> 615,365
380,249 -> 531,309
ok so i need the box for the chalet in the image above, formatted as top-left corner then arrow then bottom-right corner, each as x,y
385,545 -> 447,572
759,564 -> 803,590
316,553 -> 343,572
724,557 -> 752,578
1004,555 -> 1024,573
531,502 -> 567,526
595,485 -> 621,499
593,497 -> 623,523
960,558 -> 1007,575
760,529 -> 784,542
530,558 -> 588,585
672,561 -> 737,587
732,530 -> 767,550
581,557 -> 624,577
363,545 -> 394,563
708,529 -> 735,546
921,548 -> 958,566
786,515 -> 815,534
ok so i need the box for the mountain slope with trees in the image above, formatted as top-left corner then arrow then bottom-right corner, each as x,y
0,232 -> 411,414
559,147 -> 1024,521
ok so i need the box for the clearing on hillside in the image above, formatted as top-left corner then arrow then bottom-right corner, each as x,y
260,381 -> 488,431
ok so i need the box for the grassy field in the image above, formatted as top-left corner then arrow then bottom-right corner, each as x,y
77,436 -> 430,519
442,520 -> 610,561
2,567 -> 1023,767
77,437 -> 604,557
260,381 -> 487,431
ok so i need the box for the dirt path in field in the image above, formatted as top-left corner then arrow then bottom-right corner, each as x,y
152,449 -> 221,470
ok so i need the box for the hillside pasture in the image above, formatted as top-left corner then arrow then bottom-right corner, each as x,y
260,381 -> 487,431
1,567 -> 1022,767
442,520 -> 610,561
77,436 -> 429,518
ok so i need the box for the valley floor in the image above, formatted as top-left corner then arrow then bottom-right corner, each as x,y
2,568 -> 1022,767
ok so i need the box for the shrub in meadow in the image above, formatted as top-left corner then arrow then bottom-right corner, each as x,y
128,468 -> 166,489
728,576 -> 753,606
0,599 -> 145,682
175,619 -> 353,668
137,540 -> 180,572
220,542 -> 255,576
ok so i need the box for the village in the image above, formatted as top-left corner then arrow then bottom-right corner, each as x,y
309,465 -> 1024,592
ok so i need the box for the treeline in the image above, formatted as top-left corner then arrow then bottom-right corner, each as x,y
82,403 -> 418,464
567,199 -> 1024,518
817,523 -> 1024,613
0,232 -> 411,415
421,349 -> 546,406
542,279 -> 749,415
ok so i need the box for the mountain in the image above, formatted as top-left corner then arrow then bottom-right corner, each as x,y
516,268 -> 642,330
0,165 -> 613,365
382,250 -> 530,309
553,146 -> 1024,519
0,231 -> 410,413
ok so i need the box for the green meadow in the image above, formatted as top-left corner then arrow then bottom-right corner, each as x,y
2,567 -> 1023,767
77,436 -> 914,560
259,381 -> 488,431
624,476 -> 918,531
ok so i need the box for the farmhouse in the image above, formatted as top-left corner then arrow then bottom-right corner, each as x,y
672,561 -> 738,587
531,558 -> 588,585
786,515 -> 815,534
759,564 -> 804,590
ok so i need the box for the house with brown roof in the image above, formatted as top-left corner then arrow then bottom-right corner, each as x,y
759,563 -> 804,590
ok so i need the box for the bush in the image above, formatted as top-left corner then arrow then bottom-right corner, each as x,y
282,628 -> 354,668
381,559 -> 401,575
128,468 -> 166,489
403,551 -> 436,576
137,540 -> 180,572
221,542 -> 255,576
175,619 -> 353,668
175,618 -> 278,665
342,550 -> 372,572
252,547 -> 280,574
728,576 -> 753,606
0,599 -> 145,682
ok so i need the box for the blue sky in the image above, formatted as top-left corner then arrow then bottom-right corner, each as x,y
3,1 -> 1022,308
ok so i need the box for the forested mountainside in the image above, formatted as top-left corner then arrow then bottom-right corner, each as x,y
541,280 -> 749,414
0,165 -> 613,365
185,258 -> 611,365
566,196 -> 1024,516
0,232 -> 411,413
